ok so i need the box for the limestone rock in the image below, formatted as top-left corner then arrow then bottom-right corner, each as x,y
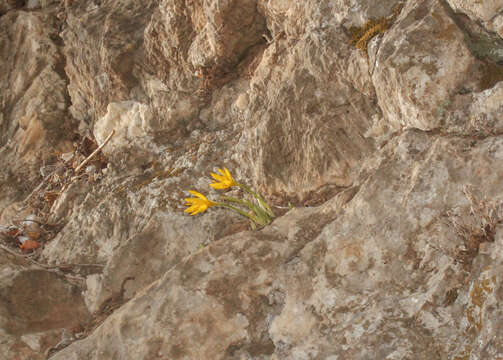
50,132 -> 503,359
93,101 -> 156,158
469,82 -> 503,134
0,9 -> 70,155
237,16 -> 377,197
0,252 -> 90,358
372,0 -> 489,132
1,0 -> 503,359
49,190 -> 353,360
0,0 -> 24,15
447,0 -> 503,35
0,4 -> 73,221
62,0 -> 157,127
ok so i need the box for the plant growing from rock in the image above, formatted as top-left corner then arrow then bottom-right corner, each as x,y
448,185 -> 503,265
184,168 -> 275,229
349,2 -> 404,54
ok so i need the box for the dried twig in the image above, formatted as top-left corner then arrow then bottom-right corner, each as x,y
74,130 -> 115,173
0,243 -> 24,258
14,218 -> 61,227
0,244 -> 104,270
22,164 -> 64,204
273,204 -> 292,209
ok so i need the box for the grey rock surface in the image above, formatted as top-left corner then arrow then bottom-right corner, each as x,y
1,0 -> 503,359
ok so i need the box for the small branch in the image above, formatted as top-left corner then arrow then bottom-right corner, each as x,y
0,244 -> 104,270
0,243 -> 23,258
22,132 -> 111,203
75,130 -> 115,173
273,204 -> 292,209
22,165 -> 62,204
14,218 -> 61,227
0,244 -> 54,269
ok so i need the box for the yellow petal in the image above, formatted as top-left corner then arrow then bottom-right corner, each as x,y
184,190 -> 215,215
185,205 -> 203,215
210,172 -> 225,182
209,167 -> 237,189
184,206 -> 196,214
188,190 -> 206,199
210,182 -> 226,189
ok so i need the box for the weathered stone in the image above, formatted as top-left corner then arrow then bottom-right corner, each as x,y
493,14 -> 503,38
372,0 -> 491,132
447,0 -> 503,28
0,9 -> 69,153
237,26 -> 376,197
80,207 -> 246,313
93,101 -> 156,160
0,6 -> 73,221
288,132 -> 503,359
62,0 -> 157,128
50,132 -> 503,359
468,82 -> 503,135
2,0 -> 503,359
146,0 -> 266,83
49,188 -> 354,360
0,251 -> 90,358
39,123 -> 251,312
0,0 -> 23,15
51,131 -> 503,359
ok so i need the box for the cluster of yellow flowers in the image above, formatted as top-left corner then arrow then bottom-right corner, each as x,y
184,168 -> 275,229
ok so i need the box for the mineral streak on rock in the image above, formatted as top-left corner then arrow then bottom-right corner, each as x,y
1,0 -> 503,359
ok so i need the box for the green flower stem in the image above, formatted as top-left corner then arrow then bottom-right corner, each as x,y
237,183 -> 275,218
220,196 -> 272,226
253,204 -> 272,224
220,196 -> 255,209
215,202 -> 260,225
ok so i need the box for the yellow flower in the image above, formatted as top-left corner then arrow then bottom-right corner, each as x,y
184,190 -> 216,215
210,167 -> 238,189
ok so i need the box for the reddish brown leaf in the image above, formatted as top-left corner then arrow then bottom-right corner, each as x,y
20,239 -> 40,250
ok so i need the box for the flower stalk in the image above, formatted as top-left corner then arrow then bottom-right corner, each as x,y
184,168 -> 275,229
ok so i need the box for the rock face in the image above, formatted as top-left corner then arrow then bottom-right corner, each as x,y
1,0 -> 503,359
447,0 -> 503,36
0,2 -> 73,214
0,251 -> 89,359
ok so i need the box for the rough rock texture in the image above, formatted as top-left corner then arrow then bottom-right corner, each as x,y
0,251 -> 89,360
0,3 -> 73,215
1,0 -> 503,359
447,0 -> 503,36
